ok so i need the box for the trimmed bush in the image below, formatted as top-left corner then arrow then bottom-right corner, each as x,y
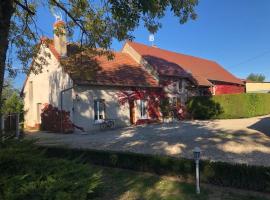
44,147 -> 270,192
0,140 -> 102,199
187,93 -> 270,119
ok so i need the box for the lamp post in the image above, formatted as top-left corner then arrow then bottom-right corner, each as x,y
193,147 -> 201,194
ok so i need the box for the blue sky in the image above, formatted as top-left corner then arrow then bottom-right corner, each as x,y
13,0 -> 270,88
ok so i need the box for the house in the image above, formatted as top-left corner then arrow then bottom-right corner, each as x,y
242,80 -> 270,93
21,20 -> 244,131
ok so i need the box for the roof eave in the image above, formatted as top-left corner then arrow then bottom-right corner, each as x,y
75,82 -> 161,89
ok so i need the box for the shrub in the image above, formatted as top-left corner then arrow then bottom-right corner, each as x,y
160,98 -> 190,120
187,97 -> 223,119
41,104 -> 74,133
187,93 -> 270,119
0,140 -> 102,200
44,147 -> 270,192
160,98 -> 171,118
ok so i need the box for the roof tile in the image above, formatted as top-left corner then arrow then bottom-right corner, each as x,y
61,47 -> 159,88
127,41 -> 243,86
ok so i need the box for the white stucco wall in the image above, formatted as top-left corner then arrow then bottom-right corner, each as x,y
22,44 -> 143,132
23,44 -> 73,128
72,85 -> 131,131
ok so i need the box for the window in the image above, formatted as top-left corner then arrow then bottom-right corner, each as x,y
29,81 -> 33,102
37,103 -> 42,123
94,99 -> 105,122
170,97 -> 178,107
139,100 -> 147,119
178,80 -> 184,93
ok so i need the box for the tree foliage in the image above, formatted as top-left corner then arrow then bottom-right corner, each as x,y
246,73 -> 266,82
1,80 -> 23,115
0,0 -> 199,113
2,0 -> 198,77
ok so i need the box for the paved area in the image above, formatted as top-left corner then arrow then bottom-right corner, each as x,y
26,115 -> 270,166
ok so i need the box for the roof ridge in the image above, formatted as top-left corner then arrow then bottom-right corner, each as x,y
127,40 -> 218,64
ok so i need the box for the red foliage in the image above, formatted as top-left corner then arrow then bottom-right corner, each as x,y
117,90 -> 148,105
135,119 -> 160,125
117,88 -> 165,120
173,104 -> 190,120
41,104 -> 74,133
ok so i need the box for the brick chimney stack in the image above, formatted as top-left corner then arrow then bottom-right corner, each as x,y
53,20 -> 67,57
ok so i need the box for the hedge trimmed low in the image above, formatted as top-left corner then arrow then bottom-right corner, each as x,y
187,93 -> 270,119
44,147 -> 270,192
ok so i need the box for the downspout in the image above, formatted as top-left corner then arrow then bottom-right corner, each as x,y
60,87 -> 73,133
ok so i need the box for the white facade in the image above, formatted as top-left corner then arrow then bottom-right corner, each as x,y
23,44 -> 73,128
22,45 -> 148,131
23,41 -> 191,131
72,85 -> 131,131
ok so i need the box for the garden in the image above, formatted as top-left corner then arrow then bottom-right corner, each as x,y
0,139 -> 269,200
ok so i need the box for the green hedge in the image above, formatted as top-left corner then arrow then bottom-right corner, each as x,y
44,147 -> 270,192
0,140 -> 102,199
187,93 -> 270,119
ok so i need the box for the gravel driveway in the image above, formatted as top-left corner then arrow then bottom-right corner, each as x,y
26,115 -> 270,166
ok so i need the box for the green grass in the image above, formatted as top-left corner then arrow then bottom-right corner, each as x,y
0,139 -> 268,200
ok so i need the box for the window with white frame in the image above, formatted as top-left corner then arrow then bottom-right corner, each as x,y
94,99 -> 105,122
139,99 -> 147,119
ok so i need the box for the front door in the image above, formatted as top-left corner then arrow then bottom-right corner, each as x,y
129,101 -> 135,124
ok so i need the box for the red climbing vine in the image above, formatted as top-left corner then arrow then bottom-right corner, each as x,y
117,88 -> 166,120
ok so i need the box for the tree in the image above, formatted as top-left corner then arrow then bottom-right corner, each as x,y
246,73 -> 266,82
0,0 -> 198,110
1,79 -> 23,116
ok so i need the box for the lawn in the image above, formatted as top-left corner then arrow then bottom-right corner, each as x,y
0,139 -> 268,200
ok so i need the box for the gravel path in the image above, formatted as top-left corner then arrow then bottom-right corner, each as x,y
26,115 -> 270,166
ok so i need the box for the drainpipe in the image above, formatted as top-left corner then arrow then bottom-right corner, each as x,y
60,87 -> 73,133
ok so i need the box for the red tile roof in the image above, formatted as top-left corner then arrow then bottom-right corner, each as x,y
127,41 -> 243,86
95,53 -> 159,87
62,50 -> 159,88
21,40 -> 159,95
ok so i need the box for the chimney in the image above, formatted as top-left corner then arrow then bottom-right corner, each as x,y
53,20 -> 67,57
